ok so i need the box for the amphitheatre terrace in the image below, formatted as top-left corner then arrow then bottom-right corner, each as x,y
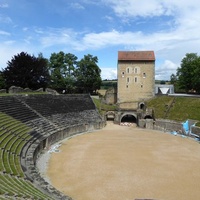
0,93 -> 104,199
0,92 -> 200,200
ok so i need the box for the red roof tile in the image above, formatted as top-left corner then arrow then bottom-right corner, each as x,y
118,51 -> 155,61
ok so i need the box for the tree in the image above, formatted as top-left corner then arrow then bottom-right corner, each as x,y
0,71 -> 5,89
49,51 -> 77,93
75,54 -> 102,93
170,73 -> 177,85
170,73 -> 180,92
2,52 -> 50,90
176,53 -> 200,93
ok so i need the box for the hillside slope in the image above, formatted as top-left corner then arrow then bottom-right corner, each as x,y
146,95 -> 200,123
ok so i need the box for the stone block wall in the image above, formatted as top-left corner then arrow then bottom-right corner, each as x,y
23,121 -> 105,200
191,126 -> 200,137
103,87 -> 117,104
117,61 -> 155,109
153,119 -> 183,133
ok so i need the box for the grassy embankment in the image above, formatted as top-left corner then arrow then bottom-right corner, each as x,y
2,91 -> 199,126
93,95 -> 200,126
92,98 -> 117,116
146,95 -> 200,126
0,91 -> 47,96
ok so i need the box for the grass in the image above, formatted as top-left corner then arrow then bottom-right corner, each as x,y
0,112 -> 53,199
146,95 -> 200,124
92,97 -> 117,115
0,91 -> 48,96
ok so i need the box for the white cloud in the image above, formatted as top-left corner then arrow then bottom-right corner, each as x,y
103,15 -> 114,22
1,0 -> 200,81
0,38 -> 37,70
0,3 -> 8,8
103,0 -> 175,18
155,60 -> 178,80
103,0 -> 200,38
3,40 -> 15,45
101,68 -> 117,80
0,30 -> 10,36
0,15 -> 12,23
70,3 -> 85,10
40,28 -> 76,48
0,47 -> 25,70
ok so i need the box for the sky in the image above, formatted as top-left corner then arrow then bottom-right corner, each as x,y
1,0 -> 200,80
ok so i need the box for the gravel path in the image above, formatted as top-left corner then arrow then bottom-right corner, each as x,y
47,122 -> 200,200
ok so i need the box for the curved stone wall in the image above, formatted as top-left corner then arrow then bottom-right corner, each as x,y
21,121 -> 106,200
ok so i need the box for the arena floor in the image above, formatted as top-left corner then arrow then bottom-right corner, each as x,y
46,122 -> 200,200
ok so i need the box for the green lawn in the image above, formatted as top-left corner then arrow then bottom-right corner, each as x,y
146,96 -> 200,124
92,98 -> 117,115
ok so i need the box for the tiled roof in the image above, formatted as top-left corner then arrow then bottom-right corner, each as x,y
118,51 -> 155,61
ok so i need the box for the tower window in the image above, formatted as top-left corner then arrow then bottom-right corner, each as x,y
134,67 -> 140,74
134,77 -> 137,83
134,68 -> 137,74
143,73 -> 146,78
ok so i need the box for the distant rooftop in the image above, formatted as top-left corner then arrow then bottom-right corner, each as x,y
118,51 -> 155,61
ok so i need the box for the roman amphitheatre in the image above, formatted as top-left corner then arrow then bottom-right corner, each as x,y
1,51 -> 200,200
0,90 -> 200,200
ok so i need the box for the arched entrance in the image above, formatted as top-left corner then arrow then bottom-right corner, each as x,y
120,113 -> 137,123
144,115 -> 153,119
106,111 -> 115,121
139,102 -> 145,110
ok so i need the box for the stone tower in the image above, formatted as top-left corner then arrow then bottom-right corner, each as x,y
117,51 -> 155,110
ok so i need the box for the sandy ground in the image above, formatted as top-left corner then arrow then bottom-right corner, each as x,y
45,122 -> 200,200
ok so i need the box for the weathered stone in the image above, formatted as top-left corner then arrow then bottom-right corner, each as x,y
0,89 -> 6,93
9,86 -> 24,93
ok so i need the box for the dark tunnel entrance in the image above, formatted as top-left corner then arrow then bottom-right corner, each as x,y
144,115 -> 153,119
139,102 -> 145,110
121,114 -> 137,123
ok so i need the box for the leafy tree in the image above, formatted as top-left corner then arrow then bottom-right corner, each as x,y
170,73 -> 177,85
75,54 -> 102,93
160,80 -> 166,84
170,73 -> 181,92
176,53 -> 200,93
49,51 -> 77,93
0,71 -> 5,89
2,52 -> 50,90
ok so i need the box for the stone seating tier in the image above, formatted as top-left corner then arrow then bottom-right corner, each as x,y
16,94 -> 96,117
0,96 -> 39,123
0,94 -> 102,200
0,112 -> 56,199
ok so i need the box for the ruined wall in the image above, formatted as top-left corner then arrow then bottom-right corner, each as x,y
103,87 -> 117,105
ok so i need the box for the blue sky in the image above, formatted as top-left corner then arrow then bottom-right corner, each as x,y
1,0 -> 200,80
